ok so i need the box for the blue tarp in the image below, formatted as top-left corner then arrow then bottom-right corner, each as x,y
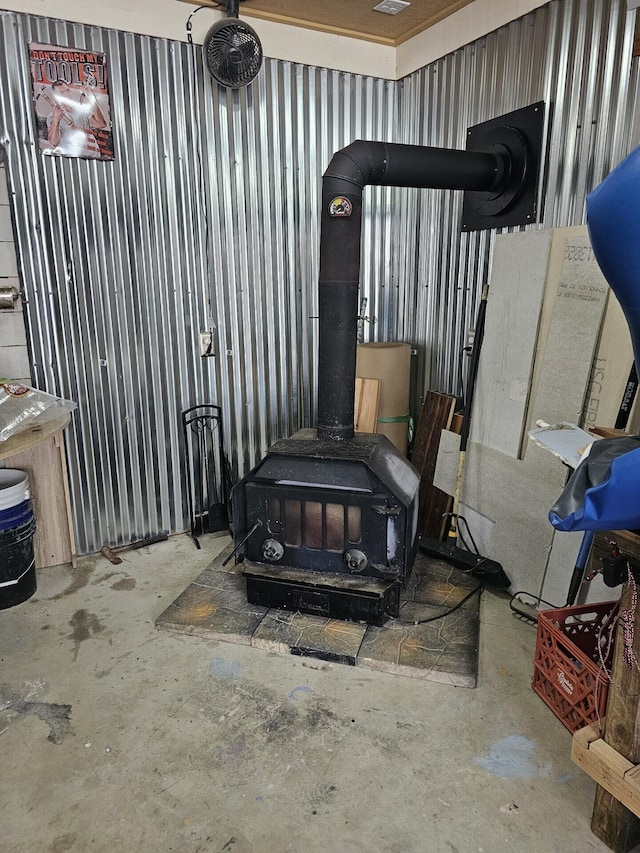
549,144 -> 640,533
550,436 -> 640,531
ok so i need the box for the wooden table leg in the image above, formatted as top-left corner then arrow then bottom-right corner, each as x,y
592,580 -> 640,851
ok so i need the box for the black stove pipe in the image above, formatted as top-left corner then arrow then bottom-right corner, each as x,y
317,140 -> 509,442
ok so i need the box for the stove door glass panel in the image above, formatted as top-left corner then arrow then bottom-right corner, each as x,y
304,501 -> 323,549
326,503 -> 345,552
243,482 -> 400,578
267,497 -> 282,535
347,505 -> 362,543
284,499 -> 302,546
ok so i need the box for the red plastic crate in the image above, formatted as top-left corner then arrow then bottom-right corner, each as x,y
531,599 -> 619,733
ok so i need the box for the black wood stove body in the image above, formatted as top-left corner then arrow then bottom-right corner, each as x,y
232,106 -> 545,625
234,429 -> 419,624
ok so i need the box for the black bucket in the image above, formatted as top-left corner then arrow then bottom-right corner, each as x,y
0,503 -> 37,609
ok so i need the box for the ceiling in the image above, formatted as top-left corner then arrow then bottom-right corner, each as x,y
181,0 -> 475,46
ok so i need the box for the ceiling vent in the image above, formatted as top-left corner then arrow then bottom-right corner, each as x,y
373,1 -> 411,14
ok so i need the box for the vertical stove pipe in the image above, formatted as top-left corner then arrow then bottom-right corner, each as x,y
317,140 -> 509,442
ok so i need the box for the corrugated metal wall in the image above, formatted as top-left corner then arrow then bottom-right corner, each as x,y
0,12 -> 399,552
0,0 -> 637,553
398,0 -> 639,394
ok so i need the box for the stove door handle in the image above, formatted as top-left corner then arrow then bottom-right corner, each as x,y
222,519 -> 263,566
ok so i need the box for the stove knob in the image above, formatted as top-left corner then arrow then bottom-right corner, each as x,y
345,549 -> 367,572
262,538 -> 284,562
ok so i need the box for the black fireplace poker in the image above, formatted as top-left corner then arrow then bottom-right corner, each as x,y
317,103 -> 545,444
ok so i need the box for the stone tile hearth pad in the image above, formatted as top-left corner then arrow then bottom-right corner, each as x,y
156,543 -> 480,686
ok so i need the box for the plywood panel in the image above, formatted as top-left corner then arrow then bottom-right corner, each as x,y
180,0 -> 475,46
354,377 -> 380,433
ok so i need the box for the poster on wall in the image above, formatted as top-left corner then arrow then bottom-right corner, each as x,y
29,42 -> 114,161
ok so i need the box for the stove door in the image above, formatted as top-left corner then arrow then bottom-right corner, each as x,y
243,482 -> 402,579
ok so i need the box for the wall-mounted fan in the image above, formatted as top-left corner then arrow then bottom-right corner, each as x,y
203,0 -> 263,88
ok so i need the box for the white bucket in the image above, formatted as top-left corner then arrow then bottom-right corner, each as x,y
0,469 -> 30,510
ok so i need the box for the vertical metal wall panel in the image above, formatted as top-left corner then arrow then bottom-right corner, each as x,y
199,60 -> 399,481
0,0 -> 638,553
0,13 -> 399,552
396,0 -> 639,396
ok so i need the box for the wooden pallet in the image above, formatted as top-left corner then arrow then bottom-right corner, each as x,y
572,719 -> 640,819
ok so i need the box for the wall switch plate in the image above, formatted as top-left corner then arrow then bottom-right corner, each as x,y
199,331 -> 215,357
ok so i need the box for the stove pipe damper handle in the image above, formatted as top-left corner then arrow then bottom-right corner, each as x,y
317,137 -> 528,442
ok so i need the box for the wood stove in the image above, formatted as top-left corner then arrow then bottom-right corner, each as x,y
231,106 -> 545,624
233,429 -> 418,624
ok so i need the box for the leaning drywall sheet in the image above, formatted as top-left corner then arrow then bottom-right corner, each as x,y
469,230 -> 551,458
434,429 -> 567,594
525,236 -> 609,433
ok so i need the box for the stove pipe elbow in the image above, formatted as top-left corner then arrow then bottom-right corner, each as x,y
316,140 -> 505,442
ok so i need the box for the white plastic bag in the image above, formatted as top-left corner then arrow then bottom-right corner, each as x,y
0,382 -> 76,442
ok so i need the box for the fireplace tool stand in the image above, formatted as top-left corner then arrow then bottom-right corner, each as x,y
182,404 -> 232,548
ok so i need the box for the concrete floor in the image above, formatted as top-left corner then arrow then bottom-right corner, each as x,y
0,533 -> 611,852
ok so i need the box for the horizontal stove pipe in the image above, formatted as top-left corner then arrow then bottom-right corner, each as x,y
317,140 -> 510,442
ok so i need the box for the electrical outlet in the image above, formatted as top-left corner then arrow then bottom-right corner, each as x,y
199,331 -> 215,357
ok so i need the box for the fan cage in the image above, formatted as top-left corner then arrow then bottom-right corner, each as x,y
204,20 -> 263,88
